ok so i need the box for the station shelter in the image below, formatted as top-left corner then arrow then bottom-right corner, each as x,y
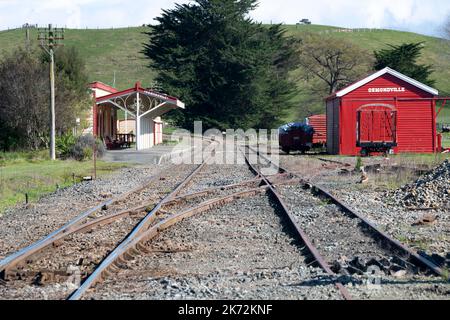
89,82 -> 184,150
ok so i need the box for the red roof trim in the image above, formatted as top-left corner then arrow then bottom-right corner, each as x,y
95,88 -> 136,103
95,86 -> 182,107
327,67 -> 438,100
89,82 -> 118,93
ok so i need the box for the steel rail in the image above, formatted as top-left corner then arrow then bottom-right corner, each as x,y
2,173 -> 285,279
68,185 -> 267,299
0,173 -> 162,277
241,146 -> 353,300
1,137 -> 220,278
3,204 -> 157,279
166,178 -> 264,204
67,142 -> 221,300
96,186 -> 272,280
249,146 -> 445,278
316,157 -> 353,166
166,174 -> 296,206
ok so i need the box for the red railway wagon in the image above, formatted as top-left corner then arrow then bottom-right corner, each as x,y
326,67 -> 440,156
306,114 -> 327,146
279,123 -> 314,154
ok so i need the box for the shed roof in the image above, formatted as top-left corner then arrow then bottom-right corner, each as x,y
332,67 -> 438,98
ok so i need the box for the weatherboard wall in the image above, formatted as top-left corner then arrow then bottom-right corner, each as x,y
327,72 -> 437,155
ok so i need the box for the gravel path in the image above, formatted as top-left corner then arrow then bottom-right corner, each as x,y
83,194 -> 341,300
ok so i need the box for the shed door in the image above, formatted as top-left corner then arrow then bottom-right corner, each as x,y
357,106 -> 397,144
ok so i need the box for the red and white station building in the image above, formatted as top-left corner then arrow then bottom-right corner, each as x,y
88,82 -> 185,150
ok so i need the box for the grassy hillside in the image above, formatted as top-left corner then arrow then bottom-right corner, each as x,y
0,27 -> 155,90
284,24 -> 450,123
0,24 -> 449,123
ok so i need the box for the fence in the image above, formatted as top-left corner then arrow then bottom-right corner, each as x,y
317,28 -> 389,34
1,25 -> 147,32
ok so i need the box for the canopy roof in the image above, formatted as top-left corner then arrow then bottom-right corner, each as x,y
96,82 -> 185,119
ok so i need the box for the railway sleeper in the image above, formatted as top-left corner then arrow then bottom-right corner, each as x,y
299,183 -> 441,276
2,269 -> 86,285
136,242 -> 151,254
305,186 -> 430,277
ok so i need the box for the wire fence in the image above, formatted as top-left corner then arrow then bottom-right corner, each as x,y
316,28 -> 390,34
1,24 -> 148,32
3,23 -> 394,33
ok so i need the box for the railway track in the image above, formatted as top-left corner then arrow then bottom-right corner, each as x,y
0,163 -> 207,298
245,146 -> 446,297
69,156 -> 304,299
0,140 -> 446,300
74,146 -> 353,300
0,140 -> 298,300
79,154 -> 343,300
0,141 -> 213,298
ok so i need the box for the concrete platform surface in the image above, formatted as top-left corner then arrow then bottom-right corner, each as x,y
101,145 -> 193,165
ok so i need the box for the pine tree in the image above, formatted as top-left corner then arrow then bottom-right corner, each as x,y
143,0 -> 297,131
374,42 -> 435,86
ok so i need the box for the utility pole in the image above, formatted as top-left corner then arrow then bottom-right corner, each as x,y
38,24 -> 64,160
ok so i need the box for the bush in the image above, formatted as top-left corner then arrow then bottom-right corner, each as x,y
70,134 -> 105,161
355,156 -> 363,172
56,133 -> 76,159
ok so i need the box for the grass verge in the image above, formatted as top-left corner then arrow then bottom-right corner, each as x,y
0,151 -> 129,214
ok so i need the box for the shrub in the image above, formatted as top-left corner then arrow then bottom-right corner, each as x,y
355,156 -> 363,172
70,134 -> 105,161
56,133 -> 76,159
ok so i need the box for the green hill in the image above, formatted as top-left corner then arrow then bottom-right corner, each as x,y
285,25 -> 450,123
1,24 -> 449,123
0,27 -> 155,91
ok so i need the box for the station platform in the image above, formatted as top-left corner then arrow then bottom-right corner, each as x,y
101,145 -> 194,165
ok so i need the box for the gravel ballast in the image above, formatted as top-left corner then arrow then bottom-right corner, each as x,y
83,194 -> 341,300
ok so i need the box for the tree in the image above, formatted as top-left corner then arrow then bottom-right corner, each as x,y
0,47 -> 90,151
143,0 -> 298,131
374,42 -> 435,86
0,48 -> 48,150
297,33 -> 373,95
49,46 -> 90,134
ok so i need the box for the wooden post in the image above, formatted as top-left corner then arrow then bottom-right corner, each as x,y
136,92 -> 140,150
93,140 -> 97,180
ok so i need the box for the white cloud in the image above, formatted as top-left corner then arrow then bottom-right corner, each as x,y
252,0 -> 450,36
0,0 -> 448,36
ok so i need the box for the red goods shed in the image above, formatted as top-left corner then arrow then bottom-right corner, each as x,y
326,67 -> 439,156
306,114 -> 327,145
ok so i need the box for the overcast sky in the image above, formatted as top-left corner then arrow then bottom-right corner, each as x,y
0,0 -> 448,37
